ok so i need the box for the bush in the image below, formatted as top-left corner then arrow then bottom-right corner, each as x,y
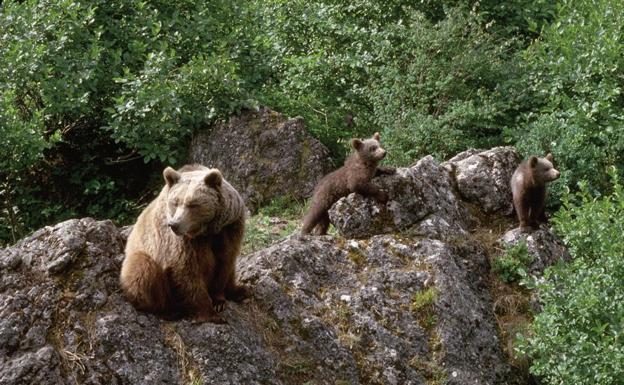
370,8 -> 522,165
510,0 -> 624,205
493,241 -> 534,283
257,1 -> 550,161
518,169 -> 624,384
0,0 -> 271,244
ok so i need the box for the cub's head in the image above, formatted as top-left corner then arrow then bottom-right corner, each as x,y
529,153 -> 560,183
162,166 -> 223,238
351,132 -> 386,163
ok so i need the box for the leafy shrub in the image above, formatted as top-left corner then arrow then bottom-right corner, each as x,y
0,0 -> 271,244
510,0 -> 624,204
257,1 -> 549,161
370,8 -> 522,165
518,169 -> 624,384
493,241 -> 534,283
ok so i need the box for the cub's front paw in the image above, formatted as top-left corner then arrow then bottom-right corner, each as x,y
193,311 -> 226,324
382,166 -> 396,174
377,191 -> 389,203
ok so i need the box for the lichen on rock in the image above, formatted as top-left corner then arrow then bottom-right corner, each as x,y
189,107 -> 332,211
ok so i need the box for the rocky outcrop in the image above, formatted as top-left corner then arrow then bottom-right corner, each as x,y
329,156 -> 473,240
328,147 -> 521,240
443,147 -> 520,214
189,107 -> 332,211
1,146 -> 565,385
499,226 -> 571,276
0,218 -> 520,385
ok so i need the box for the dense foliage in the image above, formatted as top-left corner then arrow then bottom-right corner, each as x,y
1,0 -> 622,248
0,0 -> 269,242
519,170 -> 624,384
511,0 -> 624,205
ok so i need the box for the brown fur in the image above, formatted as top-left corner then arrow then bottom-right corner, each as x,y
120,165 -> 250,323
301,132 -> 395,235
510,153 -> 560,232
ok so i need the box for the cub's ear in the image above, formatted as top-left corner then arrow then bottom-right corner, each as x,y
163,167 -> 180,187
204,169 -> 223,188
350,138 -> 363,150
529,156 -> 538,168
373,132 -> 380,141
546,153 -> 554,162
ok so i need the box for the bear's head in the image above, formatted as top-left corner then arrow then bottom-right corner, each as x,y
351,132 -> 386,163
162,166 -> 223,238
529,153 -> 560,183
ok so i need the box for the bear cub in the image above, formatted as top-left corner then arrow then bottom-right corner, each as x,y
120,164 -> 250,323
301,132 -> 395,235
510,153 -> 560,232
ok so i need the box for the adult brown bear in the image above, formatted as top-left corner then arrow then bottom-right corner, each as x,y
120,165 -> 250,323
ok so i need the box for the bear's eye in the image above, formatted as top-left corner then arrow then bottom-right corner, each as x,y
186,202 -> 201,209
370,145 -> 378,151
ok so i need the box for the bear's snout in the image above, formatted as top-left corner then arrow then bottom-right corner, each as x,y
168,221 -> 182,236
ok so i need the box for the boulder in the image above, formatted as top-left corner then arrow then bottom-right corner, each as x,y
0,216 -> 523,385
189,107 -> 332,211
329,156 -> 473,240
443,146 -> 520,214
499,226 -> 571,276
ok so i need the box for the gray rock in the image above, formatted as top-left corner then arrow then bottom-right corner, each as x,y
0,345 -> 64,385
443,146 -> 520,214
189,107 -> 332,211
2,146 -> 555,385
329,156 -> 472,240
499,226 -> 571,275
0,214 -> 523,385
238,234 -> 517,385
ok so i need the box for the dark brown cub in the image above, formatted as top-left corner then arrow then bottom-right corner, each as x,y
301,132 -> 395,235
510,153 -> 560,232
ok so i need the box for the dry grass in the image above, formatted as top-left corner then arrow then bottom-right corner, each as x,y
464,202 -> 534,378
161,323 -> 204,385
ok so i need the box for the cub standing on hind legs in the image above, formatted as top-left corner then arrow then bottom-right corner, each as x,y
301,132 -> 395,235
510,153 -> 560,233
120,165 -> 251,323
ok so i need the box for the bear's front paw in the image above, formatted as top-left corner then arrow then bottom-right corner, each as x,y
193,311 -> 226,324
519,225 -> 535,233
376,166 -> 396,176
382,166 -> 396,174
226,284 -> 252,303
377,191 -> 389,203
212,296 -> 227,313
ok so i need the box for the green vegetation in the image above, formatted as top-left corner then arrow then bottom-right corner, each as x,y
510,0 -> 624,206
2,2 -> 623,383
0,0 -> 270,243
2,0 -> 621,245
410,287 -> 437,313
518,169 -> 624,384
242,197 -> 304,255
493,241 -> 534,283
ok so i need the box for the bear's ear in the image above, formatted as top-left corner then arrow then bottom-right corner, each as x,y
163,167 -> 180,187
529,156 -> 538,168
373,132 -> 380,141
204,169 -> 223,188
546,153 -> 554,162
350,138 -> 363,150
